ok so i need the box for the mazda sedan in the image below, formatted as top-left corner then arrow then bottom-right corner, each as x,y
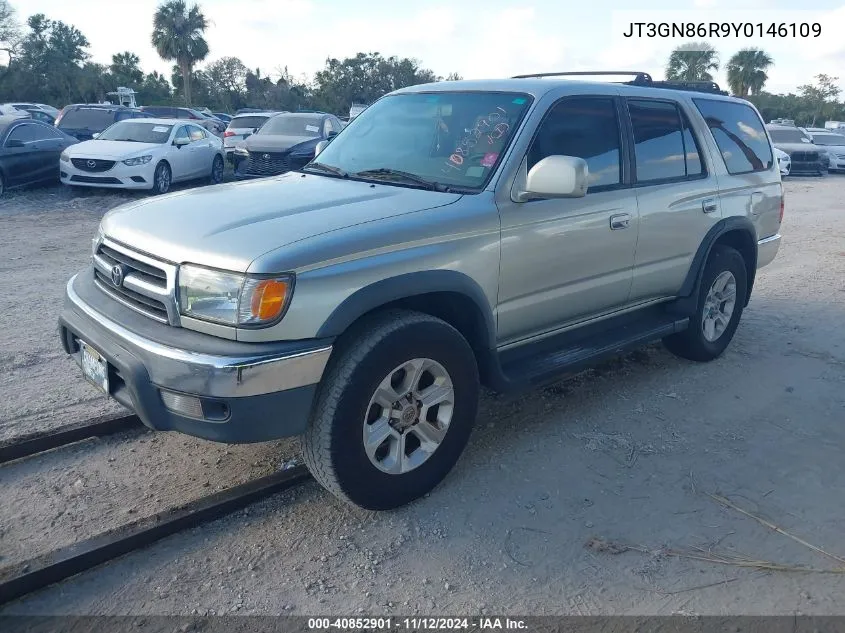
61,118 -> 225,194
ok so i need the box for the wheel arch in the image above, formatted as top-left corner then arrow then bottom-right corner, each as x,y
673,217 -> 758,314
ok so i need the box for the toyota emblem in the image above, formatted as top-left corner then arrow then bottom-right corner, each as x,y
263,154 -> 270,160
87,159 -> 96,168
110,264 -> 125,287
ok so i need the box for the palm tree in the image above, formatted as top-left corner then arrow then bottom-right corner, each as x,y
151,0 -> 208,105
666,42 -> 719,82
726,48 -> 774,97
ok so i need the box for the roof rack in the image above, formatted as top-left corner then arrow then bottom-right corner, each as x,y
510,71 -> 729,95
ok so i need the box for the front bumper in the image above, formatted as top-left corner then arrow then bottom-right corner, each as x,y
60,160 -> 156,190
59,272 -> 333,443
788,160 -> 824,175
757,234 -> 781,269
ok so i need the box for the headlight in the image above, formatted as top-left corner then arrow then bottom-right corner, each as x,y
234,145 -> 249,156
178,264 -> 294,327
60,151 -> 70,162
122,155 -> 153,166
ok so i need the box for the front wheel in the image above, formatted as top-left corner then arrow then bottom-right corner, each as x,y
663,245 -> 747,362
303,310 -> 480,510
152,162 -> 171,195
210,154 -> 224,184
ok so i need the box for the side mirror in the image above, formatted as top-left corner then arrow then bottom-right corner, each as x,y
5,139 -> 24,148
517,155 -> 589,201
92,132 -> 100,139
315,140 -> 330,156
174,137 -> 190,148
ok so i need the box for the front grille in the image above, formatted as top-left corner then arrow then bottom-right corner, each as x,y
71,175 -> 121,184
244,151 -> 292,176
71,158 -> 116,172
791,151 -> 819,162
93,241 -> 174,324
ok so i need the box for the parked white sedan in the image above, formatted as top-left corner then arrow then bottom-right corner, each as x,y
60,118 -> 225,194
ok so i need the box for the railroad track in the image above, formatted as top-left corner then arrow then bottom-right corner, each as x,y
0,415 -> 313,605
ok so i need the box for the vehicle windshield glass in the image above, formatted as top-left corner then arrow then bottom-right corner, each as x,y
311,91 -> 533,191
769,128 -> 811,144
230,116 -> 270,130
810,133 -> 845,146
59,109 -> 115,130
259,115 -> 323,137
97,121 -> 173,143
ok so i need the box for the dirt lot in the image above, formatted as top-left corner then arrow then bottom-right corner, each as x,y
1,177 -> 844,616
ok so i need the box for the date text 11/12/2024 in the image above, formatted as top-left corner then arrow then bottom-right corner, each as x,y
307,617 -> 528,630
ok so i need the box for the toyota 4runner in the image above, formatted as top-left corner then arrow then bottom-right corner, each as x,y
59,72 -> 783,510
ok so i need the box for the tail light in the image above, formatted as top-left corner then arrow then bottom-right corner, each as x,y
223,130 -> 235,137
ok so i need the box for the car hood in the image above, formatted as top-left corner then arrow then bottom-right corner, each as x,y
100,173 -> 463,272
243,134 -> 318,152
67,140 -> 162,158
773,142 -> 821,154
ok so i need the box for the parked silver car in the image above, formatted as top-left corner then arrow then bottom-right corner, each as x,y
59,73 -> 783,510
222,112 -> 280,161
804,129 -> 845,172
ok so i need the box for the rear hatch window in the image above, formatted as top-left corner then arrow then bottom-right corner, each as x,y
228,116 -> 270,130
59,109 -> 115,131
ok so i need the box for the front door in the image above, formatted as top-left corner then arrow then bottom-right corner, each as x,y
496,96 -> 639,345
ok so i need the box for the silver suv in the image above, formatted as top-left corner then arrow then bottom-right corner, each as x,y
59,72 -> 783,510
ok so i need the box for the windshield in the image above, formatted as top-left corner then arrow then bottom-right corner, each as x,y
97,121 -> 174,143
59,109 -> 115,130
229,115 -> 271,130
259,115 -> 323,137
769,128 -> 811,144
311,91 -> 533,191
810,133 -> 845,146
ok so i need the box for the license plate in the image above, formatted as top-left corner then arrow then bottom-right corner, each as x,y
80,341 -> 109,394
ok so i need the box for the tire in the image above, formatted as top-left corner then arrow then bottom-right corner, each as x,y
152,162 -> 171,195
210,154 -> 224,184
303,310 -> 480,510
663,245 -> 747,362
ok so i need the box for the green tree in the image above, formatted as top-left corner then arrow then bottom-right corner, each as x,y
139,70 -> 172,105
666,42 -> 719,82
206,56 -> 247,112
151,0 -> 208,105
170,63 -> 212,107
109,51 -> 143,89
798,74 -> 842,126
726,48 -> 773,97
0,0 -> 19,66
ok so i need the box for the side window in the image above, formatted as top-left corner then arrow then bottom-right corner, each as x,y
188,126 -> 205,141
629,99 -> 703,183
30,124 -> 62,141
528,97 -> 621,190
174,125 -> 190,143
5,124 -> 36,145
178,109 -> 192,119
693,98 -> 774,175
330,117 -> 343,133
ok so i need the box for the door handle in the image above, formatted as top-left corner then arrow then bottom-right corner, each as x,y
610,213 -> 631,230
702,198 -> 718,214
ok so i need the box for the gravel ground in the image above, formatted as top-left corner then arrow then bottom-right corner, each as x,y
1,176 -> 844,616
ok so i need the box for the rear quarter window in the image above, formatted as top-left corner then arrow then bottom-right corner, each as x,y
693,99 -> 774,175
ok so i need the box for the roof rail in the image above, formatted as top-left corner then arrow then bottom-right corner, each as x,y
511,71 -> 729,95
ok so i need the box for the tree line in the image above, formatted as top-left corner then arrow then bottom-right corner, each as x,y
667,42 -> 844,126
1,0 -> 843,125
0,0 -> 458,115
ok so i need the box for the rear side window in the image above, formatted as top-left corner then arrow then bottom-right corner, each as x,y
693,99 -> 774,174
229,116 -> 270,130
628,100 -> 704,183
529,97 -> 622,190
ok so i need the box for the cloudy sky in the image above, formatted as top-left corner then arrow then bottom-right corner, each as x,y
9,0 -> 845,94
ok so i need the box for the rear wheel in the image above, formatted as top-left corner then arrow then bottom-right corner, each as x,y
152,162 -> 171,195
210,154 -> 224,184
663,245 -> 747,362
303,310 -> 480,510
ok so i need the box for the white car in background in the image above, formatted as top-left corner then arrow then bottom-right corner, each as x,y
61,118 -> 225,195
222,112 -> 279,162
774,147 -> 791,176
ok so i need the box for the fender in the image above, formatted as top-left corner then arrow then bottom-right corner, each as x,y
672,216 -> 758,315
315,269 -> 497,348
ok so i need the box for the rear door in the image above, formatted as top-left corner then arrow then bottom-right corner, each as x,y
2,123 -> 40,186
168,125 -> 193,180
692,98 -> 781,242
28,123 -> 68,182
626,98 -> 720,302
186,124 -> 212,177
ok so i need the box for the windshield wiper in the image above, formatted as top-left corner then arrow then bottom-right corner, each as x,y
353,168 -> 451,192
301,162 -> 348,178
